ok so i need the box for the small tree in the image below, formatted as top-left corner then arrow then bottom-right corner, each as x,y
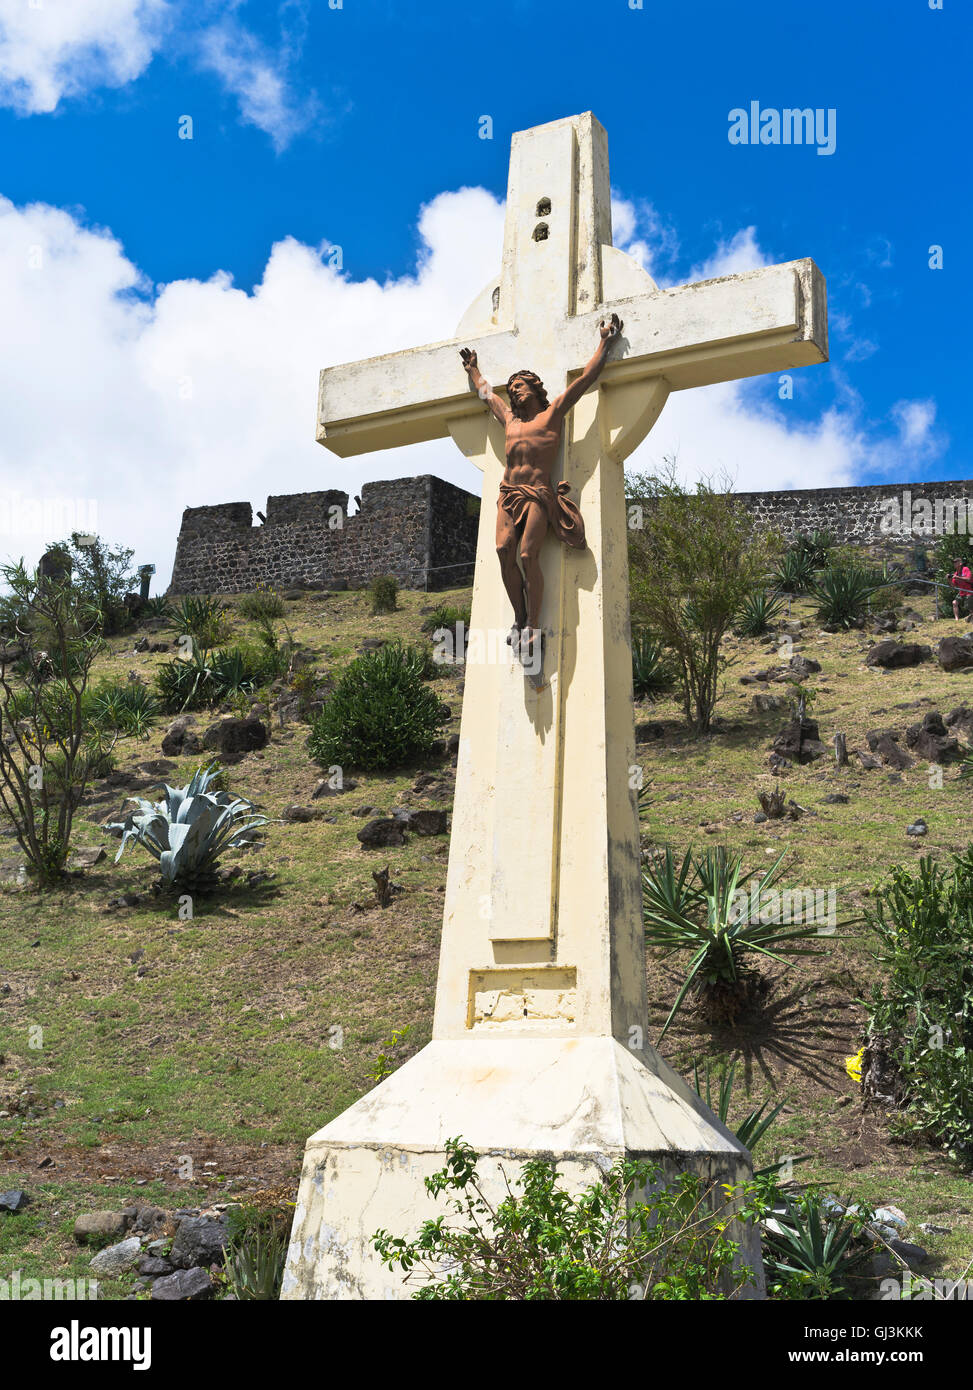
0,561 -> 104,886
628,465 -> 773,733
45,532 -> 137,635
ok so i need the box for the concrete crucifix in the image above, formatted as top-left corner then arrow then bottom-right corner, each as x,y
283,112 -> 828,1301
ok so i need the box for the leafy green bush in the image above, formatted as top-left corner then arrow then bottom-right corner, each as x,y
642,847 -> 830,1038
237,586 -> 286,622
810,563 -> 887,628
370,574 -> 398,615
734,589 -> 785,638
373,1138 -> 763,1300
631,630 -> 673,700
308,641 -> 448,771
169,595 -> 231,649
863,853 -> 973,1161
109,763 -> 271,893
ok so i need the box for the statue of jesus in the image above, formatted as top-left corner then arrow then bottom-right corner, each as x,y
460,313 -> 623,674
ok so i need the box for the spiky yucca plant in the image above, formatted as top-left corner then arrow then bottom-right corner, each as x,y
109,764 -> 271,893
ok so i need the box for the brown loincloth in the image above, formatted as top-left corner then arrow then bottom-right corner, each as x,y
497,480 -> 586,549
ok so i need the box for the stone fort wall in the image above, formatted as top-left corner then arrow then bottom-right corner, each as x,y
168,476 -> 478,595
168,474 -> 973,595
732,478 -> 973,547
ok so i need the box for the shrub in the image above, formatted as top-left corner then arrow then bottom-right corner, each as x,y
308,641 -> 448,771
42,532 -> 137,635
628,465 -> 774,734
631,630 -> 673,700
237,586 -> 286,622
862,853 -> 973,1161
370,574 -> 398,615
734,589 -> 785,638
642,846 -> 834,1038
109,763 -> 271,893
0,560 -> 104,885
373,1138 -> 763,1300
169,595 -> 231,649
810,563 -> 886,628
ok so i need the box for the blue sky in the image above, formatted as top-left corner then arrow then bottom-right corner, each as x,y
0,0 -> 968,581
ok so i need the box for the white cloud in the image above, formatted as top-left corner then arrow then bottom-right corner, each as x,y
0,0 -> 170,114
0,188 -> 947,587
687,226 -> 768,283
193,2 -> 318,150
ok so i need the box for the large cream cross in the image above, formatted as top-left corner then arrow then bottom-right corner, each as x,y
317,112 -> 827,1043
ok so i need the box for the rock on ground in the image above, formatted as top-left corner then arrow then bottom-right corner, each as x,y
151,1267 -> 215,1301
169,1215 -> 229,1269
89,1237 -> 142,1276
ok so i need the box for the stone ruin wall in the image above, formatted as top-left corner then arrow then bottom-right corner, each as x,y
168,474 -> 973,596
168,475 -> 478,595
734,478 -> 973,552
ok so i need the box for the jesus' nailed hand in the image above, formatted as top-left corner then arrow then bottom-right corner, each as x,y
460,313 -> 623,676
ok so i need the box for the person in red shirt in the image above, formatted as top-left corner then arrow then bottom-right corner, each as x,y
950,556 -> 973,620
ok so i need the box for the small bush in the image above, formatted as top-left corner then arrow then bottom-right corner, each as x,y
237,586 -> 286,622
155,643 -> 284,713
374,1138 -> 764,1300
863,853 -> 973,1161
141,596 -> 173,622
370,575 -> 398,615
308,641 -> 448,771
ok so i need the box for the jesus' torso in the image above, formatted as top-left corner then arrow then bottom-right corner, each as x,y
503,408 -> 562,490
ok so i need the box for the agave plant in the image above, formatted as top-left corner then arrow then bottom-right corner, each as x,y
109,764 -> 272,893
793,530 -> 835,569
810,563 -> 887,629
735,588 -> 785,637
642,846 -> 827,1037
762,1192 -> 878,1300
773,550 -> 816,594
631,630 -> 672,700
691,1059 -> 808,1178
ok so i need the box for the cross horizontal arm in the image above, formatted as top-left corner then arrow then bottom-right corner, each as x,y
316,329 -> 519,458
569,258 -> 828,393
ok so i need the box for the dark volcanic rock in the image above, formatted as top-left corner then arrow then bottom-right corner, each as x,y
202,716 -> 268,763
866,641 -> 931,669
771,717 -> 825,765
161,716 -> 204,758
937,636 -> 973,672
905,711 -> 959,763
865,729 -> 914,770
946,703 -> 973,736
356,818 -> 407,848
789,654 -> 822,679
169,1216 -> 228,1269
151,1267 -> 214,1301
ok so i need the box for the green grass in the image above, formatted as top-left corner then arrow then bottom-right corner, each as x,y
2,580 -> 973,1284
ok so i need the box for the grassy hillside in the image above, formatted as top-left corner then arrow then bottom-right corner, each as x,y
1,580 -> 972,1284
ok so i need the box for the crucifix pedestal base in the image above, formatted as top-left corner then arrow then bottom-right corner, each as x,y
281,1037 -> 765,1300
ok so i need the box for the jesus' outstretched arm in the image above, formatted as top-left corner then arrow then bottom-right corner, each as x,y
460,347 -> 511,426
550,313 -> 623,419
